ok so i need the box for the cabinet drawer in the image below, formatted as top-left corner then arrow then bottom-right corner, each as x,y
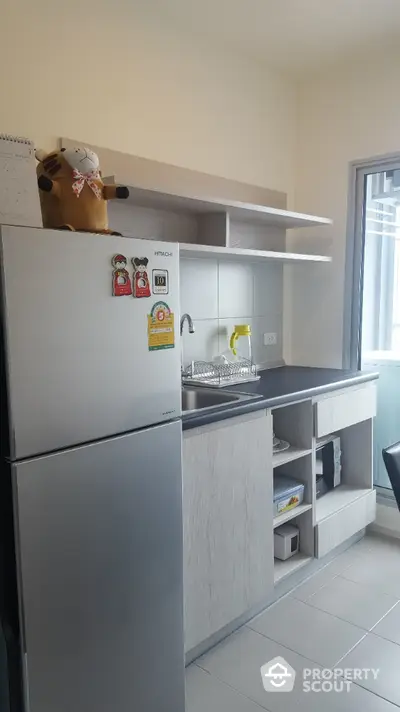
315,490 -> 376,558
315,384 -> 377,438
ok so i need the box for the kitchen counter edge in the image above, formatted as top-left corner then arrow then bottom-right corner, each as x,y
182,368 -> 379,431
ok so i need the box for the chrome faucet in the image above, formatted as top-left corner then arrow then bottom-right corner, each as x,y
180,313 -> 195,335
180,313 -> 195,378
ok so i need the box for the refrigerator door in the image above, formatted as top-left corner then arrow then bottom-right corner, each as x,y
0,226 -> 181,459
13,422 -> 184,712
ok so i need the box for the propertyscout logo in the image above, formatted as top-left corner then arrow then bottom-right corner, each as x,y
261,657 -> 296,692
261,657 -> 379,694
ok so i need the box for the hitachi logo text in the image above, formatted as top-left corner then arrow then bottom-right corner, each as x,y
154,250 -> 172,257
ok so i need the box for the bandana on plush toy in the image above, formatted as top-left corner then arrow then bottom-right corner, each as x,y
72,169 -> 102,200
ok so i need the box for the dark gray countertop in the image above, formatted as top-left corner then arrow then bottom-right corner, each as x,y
182,365 -> 379,431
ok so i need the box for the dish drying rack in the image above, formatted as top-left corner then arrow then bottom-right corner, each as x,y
182,358 -> 260,388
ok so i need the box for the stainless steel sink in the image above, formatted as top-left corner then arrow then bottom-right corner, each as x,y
182,386 -> 259,414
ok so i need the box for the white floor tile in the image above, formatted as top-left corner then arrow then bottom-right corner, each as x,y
300,682 -> 400,712
185,664 -> 267,712
197,626 -> 320,711
327,544 -> 371,571
340,546 -> 400,597
306,576 -> 398,630
351,533 -> 400,557
196,626 -> 396,712
372,601 -> 400,645
339,633 -> 400,706
187,536 -> 400,712
247,597 -> 366,667
290,546 -> 367,603
317,683 -> 400,712
290,563 -> 341,602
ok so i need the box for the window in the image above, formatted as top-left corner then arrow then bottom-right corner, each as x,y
362,172 -> 400,357
346,158 -> 400,491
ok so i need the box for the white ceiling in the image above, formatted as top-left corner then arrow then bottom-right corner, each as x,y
152,0 -> 400,78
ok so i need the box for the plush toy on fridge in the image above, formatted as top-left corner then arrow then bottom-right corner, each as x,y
35,146 -> 129,234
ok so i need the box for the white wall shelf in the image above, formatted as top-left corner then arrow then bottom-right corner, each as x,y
114,183 -> 332,229
273,503 -> 313,529
180,243 -> 331,264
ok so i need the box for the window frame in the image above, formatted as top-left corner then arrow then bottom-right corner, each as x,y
343,153 -> 400,370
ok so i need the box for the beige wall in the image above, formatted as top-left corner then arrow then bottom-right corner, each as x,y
0,0 -> 296,197
4,1 -> 400,370
289,51 -> 400,367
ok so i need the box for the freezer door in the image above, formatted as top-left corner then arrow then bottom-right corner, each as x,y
0,226 -> 181,459
13,422 -> 185,712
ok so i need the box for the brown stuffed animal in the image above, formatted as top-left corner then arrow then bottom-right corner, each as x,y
36,146 -> 129,233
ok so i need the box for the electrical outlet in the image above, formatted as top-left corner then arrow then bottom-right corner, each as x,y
264,332 -> 277,346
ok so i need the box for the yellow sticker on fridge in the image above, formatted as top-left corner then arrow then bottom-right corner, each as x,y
148,301 -> 175,351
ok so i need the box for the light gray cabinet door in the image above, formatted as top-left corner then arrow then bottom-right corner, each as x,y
183,411 -> 273,653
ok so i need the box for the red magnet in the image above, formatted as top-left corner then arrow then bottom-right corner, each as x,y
132,257 -> 151,298
111,254 -> 132,296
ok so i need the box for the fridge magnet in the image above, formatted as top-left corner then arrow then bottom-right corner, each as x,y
111,254 -> 132,296
132,257 -> 151,298
152,269 -> 169,295
147,301 -> 175,351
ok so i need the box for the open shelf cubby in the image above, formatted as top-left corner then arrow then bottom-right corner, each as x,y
106,186 -> 331,265
274,552 -> 313,584
274,508 -> 314,584
315,419 -> 373,524
273,502 -> 312,529
272,400 -> 313,469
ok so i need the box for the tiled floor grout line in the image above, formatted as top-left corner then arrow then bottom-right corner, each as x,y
349,680 -> 400,709
193,634 -> 400,710
299,588 -> 400,633
369,599 -> 400,634
193,662 -> 272,711
332,631 -> 369,667
286,550 -> 366,602
188,536 -> 400,710
368,627 -> 400,646
337,568 -> 400,596
244,624 -> 346,670
246,595 -> 400,673
289,572 -> 342,602
191,656 -> 400,711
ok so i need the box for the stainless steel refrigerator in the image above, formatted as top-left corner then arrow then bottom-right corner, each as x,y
0,225 -> 184,712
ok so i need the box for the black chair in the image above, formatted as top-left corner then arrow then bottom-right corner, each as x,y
382,441 -> 400,511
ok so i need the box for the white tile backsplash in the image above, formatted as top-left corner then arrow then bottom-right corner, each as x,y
252,315 -> 283,367
218,263 -> 254,319
180,258 -> 283,366
253,263 -> 283,318
182,319 -> 220,367
180,259 -> 218,319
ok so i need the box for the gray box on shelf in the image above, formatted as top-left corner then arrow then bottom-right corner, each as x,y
274,524 -> 300,561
